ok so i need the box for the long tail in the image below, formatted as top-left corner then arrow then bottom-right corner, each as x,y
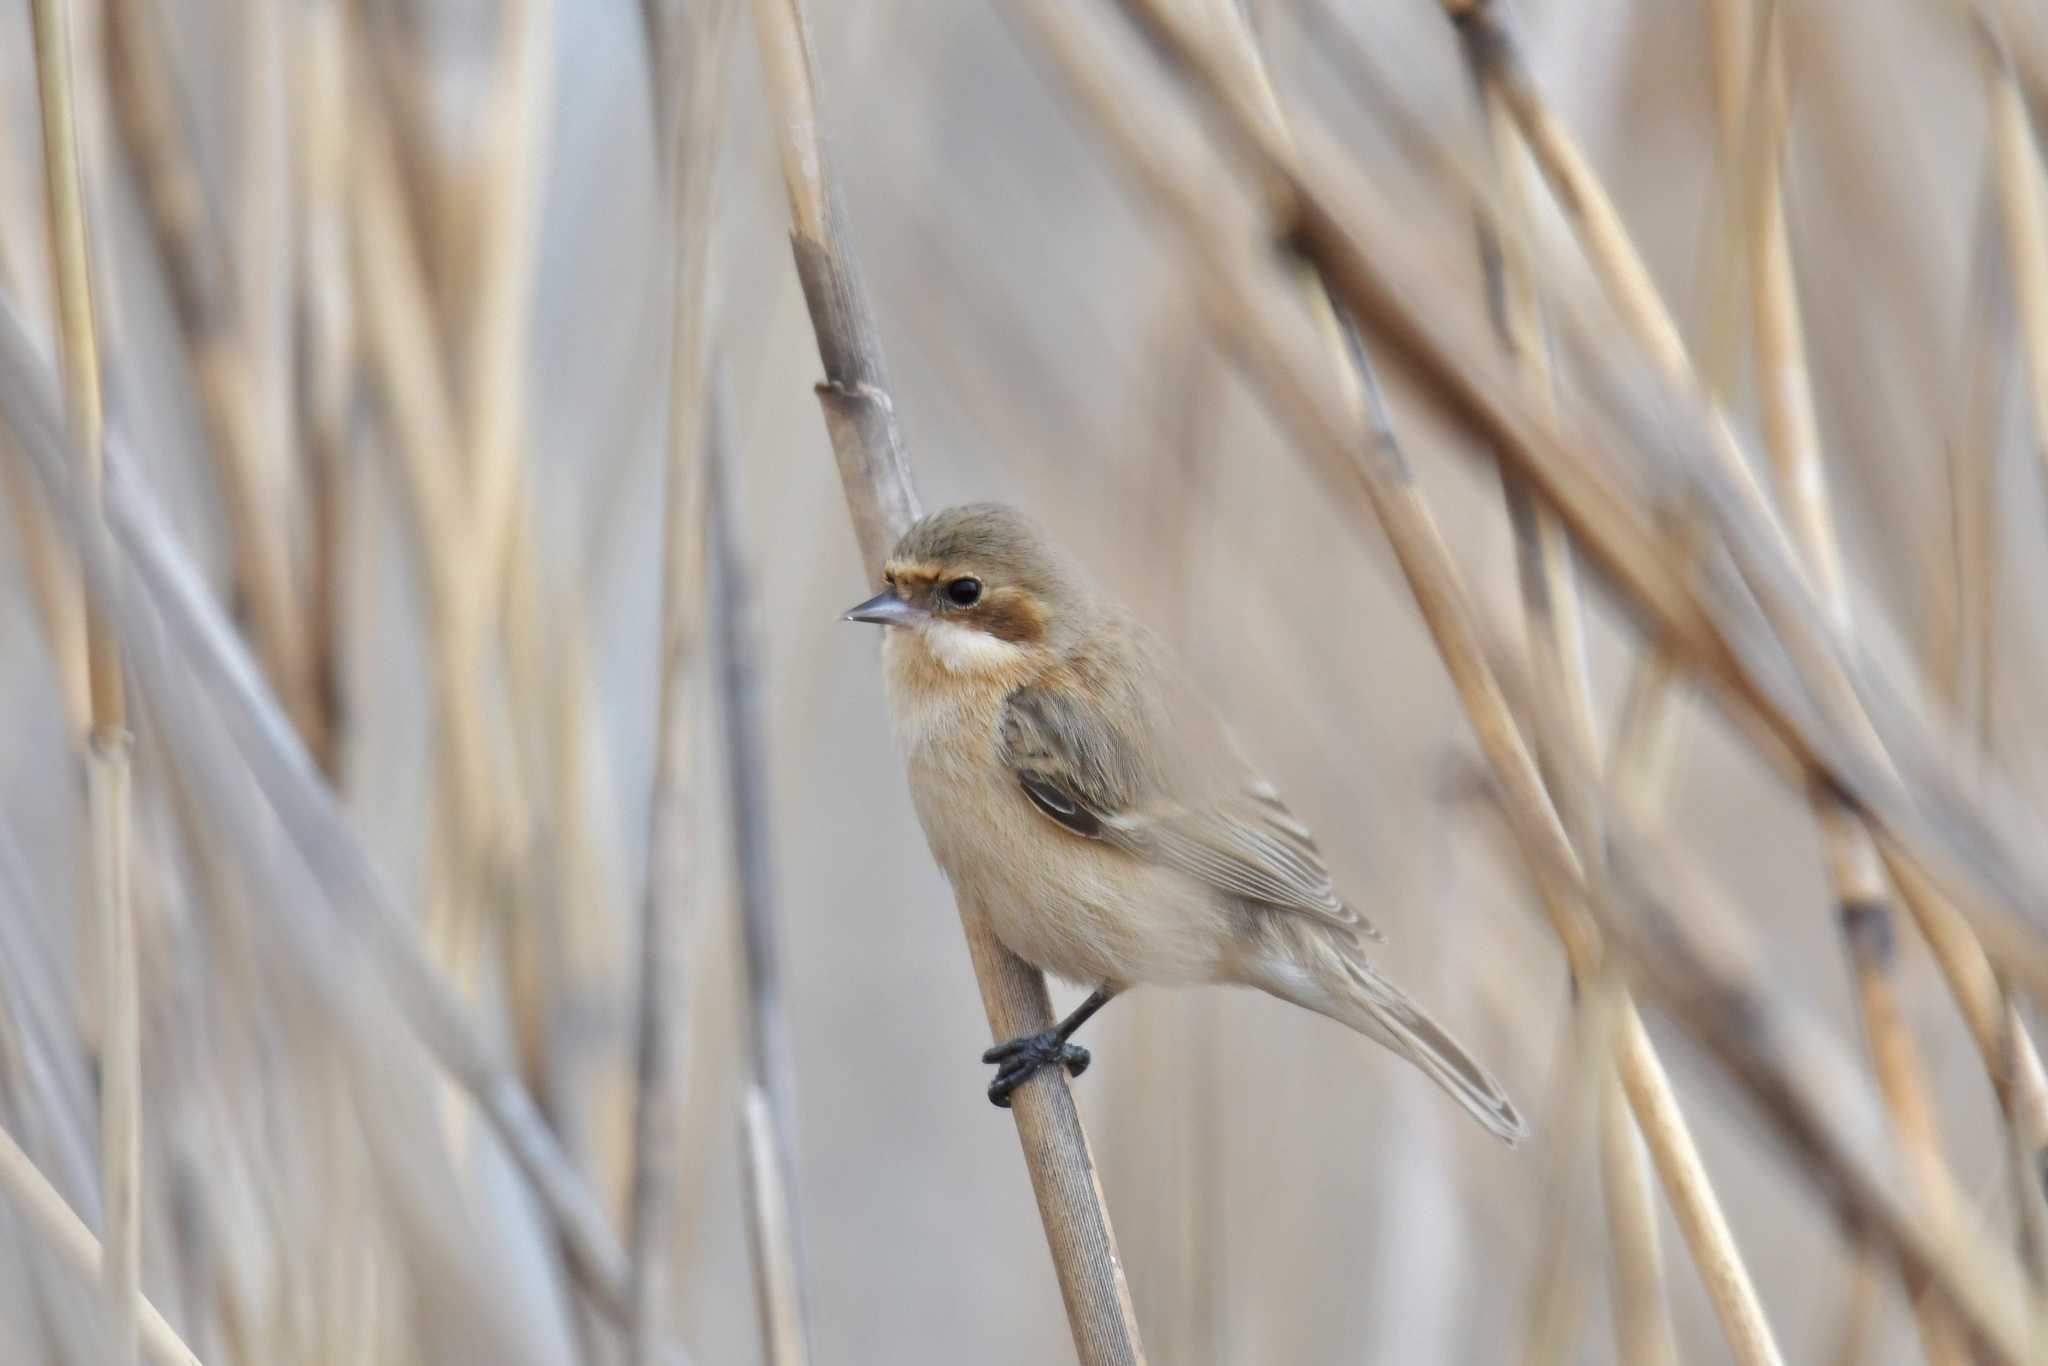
1248,930 -> 1526,1145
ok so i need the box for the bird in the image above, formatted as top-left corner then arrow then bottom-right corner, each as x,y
842,502 -> 1524,1143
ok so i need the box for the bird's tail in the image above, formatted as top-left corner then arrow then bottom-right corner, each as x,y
1249,930 -> 1526,1145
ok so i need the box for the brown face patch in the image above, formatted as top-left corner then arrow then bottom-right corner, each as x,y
881,558 -> 1050,645
976,586 -> 1048,644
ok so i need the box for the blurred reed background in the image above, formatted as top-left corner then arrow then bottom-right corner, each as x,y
4,0 -> 2048,1362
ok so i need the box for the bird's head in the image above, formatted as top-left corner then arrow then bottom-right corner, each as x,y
841,503 -> 1085,680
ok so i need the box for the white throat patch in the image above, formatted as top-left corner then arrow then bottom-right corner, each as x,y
921,621 -> 1029,676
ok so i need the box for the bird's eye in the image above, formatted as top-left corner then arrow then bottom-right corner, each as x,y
944,577 -> 983,607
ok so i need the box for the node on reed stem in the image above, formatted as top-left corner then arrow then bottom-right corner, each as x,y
746,1 -> 1146,1360
30,3 -> 140,1363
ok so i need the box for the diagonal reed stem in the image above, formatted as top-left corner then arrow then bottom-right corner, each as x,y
1405,6 -> 2048,1213
1713,5 -> 1964,1359
744,1 -> 1146,1360
1459,34 -> 1681,1366
0,1122 -> 203,1366
0,295 -> 681,1349
1459,0 -> 2048,1300
1016,3 -> 2047,1359
1041,3 -> 1779,1362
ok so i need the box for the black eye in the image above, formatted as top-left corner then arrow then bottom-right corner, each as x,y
944,577 -> 983,607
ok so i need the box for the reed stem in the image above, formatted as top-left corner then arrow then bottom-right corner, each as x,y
745,1 -> 1145,1358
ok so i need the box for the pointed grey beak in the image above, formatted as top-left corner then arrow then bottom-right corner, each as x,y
842,588 -> 926,626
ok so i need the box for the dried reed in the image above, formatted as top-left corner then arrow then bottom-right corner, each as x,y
0,300 -> 660,1346
1717,7 -> 1962,1359
1460,33 -> 1677,1366
627,1 -> 737,1357
707,375 -> 817,1363
0,1123 -> 202,1366
745,0 -> 1146,1359
29,4 -> 139,1365
1028,2 -> 2048,1362
1024,4 -> 1778,1362
3,2 -> 2047,1361
103,0 -> 325,763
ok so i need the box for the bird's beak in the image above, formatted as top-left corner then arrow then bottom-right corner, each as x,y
841,588 -> 927,627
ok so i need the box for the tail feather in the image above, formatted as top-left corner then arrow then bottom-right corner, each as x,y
1341,959 -> 1527,1145
1248,933 -> 1526,1145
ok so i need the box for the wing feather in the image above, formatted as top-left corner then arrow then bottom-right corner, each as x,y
1000,682 -> 1380,941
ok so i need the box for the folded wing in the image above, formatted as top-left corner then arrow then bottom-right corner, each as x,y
1001,680 -> 1380,943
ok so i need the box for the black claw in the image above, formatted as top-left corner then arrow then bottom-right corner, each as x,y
982,1030 -> 1093,1107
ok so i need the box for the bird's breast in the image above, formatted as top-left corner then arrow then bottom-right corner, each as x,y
881,631 -> 1009,773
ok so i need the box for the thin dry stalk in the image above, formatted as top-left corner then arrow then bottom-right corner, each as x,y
0,297 -> 662,1340
31,3 -> 140,1363
339,10 -> 557,1062
628,445 -> 705,1365
708,376 -> 816,1362
30,0 -> 108,613
1442,2 -> 1686,375
340,48 -> 493,800
1935,173 -> 2006,744
1041,5 -> 1778,1362
1439,0 -> 1756,801
1883,845 -> 2048,1271
1826,1237 -> 1883,1366
360,7 -> 602,1146
1597,1030 -> 1677,1366
1514,977 -> 1612,1366
1467,47 -> 1678,1366
459,0 -> 554,639
738,1087 -> 806,1366
346,16 -> 607,1128
1721,7 -> 1964,1360
0,1123 -> 204,1366
1595,819 -> 2045,1366
1984,16 -> 2048,494
744,1 -> 1145,1360
1456,0 -> 2048,1270
627,5 -> 735,1353
1099,0 -> 2048,1034
86,727 -> 138,1365
1464,628 -> 2047,1366
339,15 -> 518,1139
1046,0 -> 2048,1352
0,447 -> 89,731
102,0 -> 325,761
294,0 -> 355,784
0,129 -> 88,733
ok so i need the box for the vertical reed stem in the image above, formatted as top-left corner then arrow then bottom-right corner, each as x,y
31,4 -> 138,1364
1464,34 -> 1679,1366
708,379 -> 816,1363
745,1 -> 1145,1359
629,6 -> 739,1356
1986,16 -> 2048,494
0,1123 -> 204,1366
1718,10 -> 1964,1356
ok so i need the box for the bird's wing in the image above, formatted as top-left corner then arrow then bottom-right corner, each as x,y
1000,681 -> 1380,942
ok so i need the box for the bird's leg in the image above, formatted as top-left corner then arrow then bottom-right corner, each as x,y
982,987 -> 1117,1108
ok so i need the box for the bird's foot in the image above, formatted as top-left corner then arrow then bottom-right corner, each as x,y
982,1030 -> 1091,1108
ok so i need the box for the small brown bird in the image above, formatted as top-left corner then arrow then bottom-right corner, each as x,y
844,503 -> 1524,1142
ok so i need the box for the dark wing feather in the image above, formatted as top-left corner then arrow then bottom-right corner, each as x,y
1000,683 -> 1379,941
